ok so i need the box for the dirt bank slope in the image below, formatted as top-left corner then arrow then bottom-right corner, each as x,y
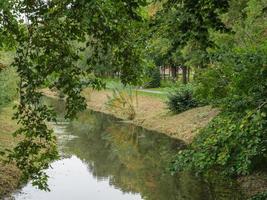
43,88 -> 219,143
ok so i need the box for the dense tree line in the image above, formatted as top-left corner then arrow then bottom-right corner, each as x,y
161,1 -> 267,196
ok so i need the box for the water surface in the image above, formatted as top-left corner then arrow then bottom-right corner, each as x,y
13,98 -> 243,200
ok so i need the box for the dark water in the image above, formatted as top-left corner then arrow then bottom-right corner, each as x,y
13,98 -> 243,200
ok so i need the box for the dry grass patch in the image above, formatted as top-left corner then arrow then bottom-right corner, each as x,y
82,88 -> 218,143
42,88 -> 218,143
0,105 -> 19,149
0,162 -> 21,197
0,104 -> 21,198
83,88 -> 111,114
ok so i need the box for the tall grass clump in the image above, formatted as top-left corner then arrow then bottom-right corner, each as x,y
106,87 -> 138,120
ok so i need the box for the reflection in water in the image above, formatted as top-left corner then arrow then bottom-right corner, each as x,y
13,156 -> 142,200
13,98 -> 243,200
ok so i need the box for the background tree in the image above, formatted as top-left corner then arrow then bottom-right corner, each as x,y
148,0 -> 229,84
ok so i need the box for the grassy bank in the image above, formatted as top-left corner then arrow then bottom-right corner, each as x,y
42,88 -> 218,144
0,103 -> 21,198
84,89 -> 219,143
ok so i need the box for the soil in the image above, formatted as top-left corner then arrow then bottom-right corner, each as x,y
42,88 -> 219,144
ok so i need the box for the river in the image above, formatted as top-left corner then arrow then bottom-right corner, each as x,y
12,98 -> 243,200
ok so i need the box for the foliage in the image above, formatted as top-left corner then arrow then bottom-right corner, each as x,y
172,0 -> 267,183
166,85 -> 198,114
144,65 -> 161,88
0,0 -> 266,194
0,67 -> 18,107
249,191 -> 267,200
106,87 -> 138,120
0,0 -> 148,190
148,0 -> 229,70
194,65 -> 229,105
172,110 -> 267,176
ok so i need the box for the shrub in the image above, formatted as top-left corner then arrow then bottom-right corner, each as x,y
171,110 -> 267,177
166,85 -> 199,114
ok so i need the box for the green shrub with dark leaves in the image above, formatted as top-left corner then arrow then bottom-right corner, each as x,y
171,48 -> 267,178
172,0 -> 267,182
172,110 -> 267,177
166,85 -> 198,114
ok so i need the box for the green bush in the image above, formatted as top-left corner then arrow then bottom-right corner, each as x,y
166,85 -> 199,114
172,2 -> 267,178
173,47 -> 267,177
172,110 -> 267,177
0,66 -> 18,107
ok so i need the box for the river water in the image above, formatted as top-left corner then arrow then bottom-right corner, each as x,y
12,98 -> 243,200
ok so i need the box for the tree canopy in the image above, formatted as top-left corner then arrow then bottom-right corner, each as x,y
0,0 -> 148,189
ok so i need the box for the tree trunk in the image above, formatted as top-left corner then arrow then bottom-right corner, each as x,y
182,66 -> 188,84
168,66 -> 170,79
171,65 -> 177,80
187,67 -> 190,83
163,66 -> 166,80
177,66 -> 180,81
